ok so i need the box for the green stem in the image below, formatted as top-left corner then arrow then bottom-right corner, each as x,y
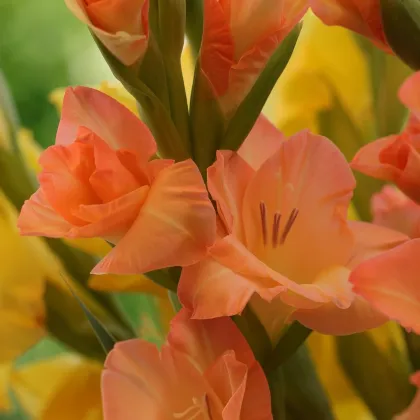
263,322 -> 312,374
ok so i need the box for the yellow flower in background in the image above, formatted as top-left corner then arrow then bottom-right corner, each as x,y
11,355 -> 102,420
0,364 -> 12,411
265,11 -> 372,136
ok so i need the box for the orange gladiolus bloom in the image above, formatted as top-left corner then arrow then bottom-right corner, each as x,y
352,72 -> 420,204
200,0 -> 308,115
18,87 -> 216,275
309,0 -> 390,52
351,239 -> 420,335
65,0 -> 149,65
179,117 -> 407,339
372,186 -> 420,239
102,309 -> 272,420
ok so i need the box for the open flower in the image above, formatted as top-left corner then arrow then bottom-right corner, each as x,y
309,0 -> 390,52
102,309 -> 272,420
179,117 -> 407,339
18,87 -> 216,275
200,0 -> 308,115
372,186 -> 420,238
65,0 -> 149,65
352,72 -> 420,204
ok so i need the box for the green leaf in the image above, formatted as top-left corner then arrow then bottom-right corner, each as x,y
168,291 -> 182,312
221,26 -> 301,152
145,269 -> 178,292
93,36 -> 190,161
283,345 -> 335,420
232,305 -> 272,364
403,329 -> 420,371
186,0 -> 203,60
61,278 -> 116,355
267,368 -> 286,420
380,0 -> 420,70
337,333 -> 415,419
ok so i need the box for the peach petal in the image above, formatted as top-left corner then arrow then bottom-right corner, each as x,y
350,239 -> 420,334
399,72 -> 420,120
201,0 -> 235,96
205,351 -> 248,419
57,87 -> 156,160
88,133 -> 140,202
70,186 -> 149,239
348,220 -> 408,269
207,150 -> 253,234
309,0 -> 389,50
372,186 -> 420,238
92,160 -> 216,274
65,0 -> 149,66
351,135 -> 403,181
167,310 -> 255,370
292,295 -> 387,335
240,362 -> 273,420
18,190 -> 72,237
178,256 -> 265,319
238,115 -> 284,171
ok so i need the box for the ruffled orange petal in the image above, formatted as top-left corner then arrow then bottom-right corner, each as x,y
18,190 -> 72,237
65,0 -> 149,65
207,150 -> 253,234
309,0 -> 389,50
372,186 -> 420,238
92,160 -> 216,274
70,186 -> 149,239
348,220 -> 408,269
399,72 -> 420,120
350,239 -> 420,334
351,135 -> 403,182
200,0 -> 235,96
57,87 -> 156,160
238,115 -> 284,171
292,295 -> 387,335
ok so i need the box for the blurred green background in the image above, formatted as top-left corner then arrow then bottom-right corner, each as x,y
0,0 -> 114,148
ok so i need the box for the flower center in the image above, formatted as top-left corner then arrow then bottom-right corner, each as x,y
259,202 -> 299,247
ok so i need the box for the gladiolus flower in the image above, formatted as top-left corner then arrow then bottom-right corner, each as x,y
200,0 -> 308,114
352,72 -> 420,204
309,0 -> 390,52
396,372 -> 420,420
65,0 -> 149,65
351,239 -> 420,335
102,309 -> 272,420
18,87 -> 216,275
372,186 -> 420,238
179,117 -> 407,339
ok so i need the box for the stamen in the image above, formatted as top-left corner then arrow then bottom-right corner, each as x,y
259,202 -> 268,246
280,208 -> 299,244
272,213 -> 281,248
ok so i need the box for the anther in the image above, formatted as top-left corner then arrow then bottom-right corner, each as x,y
280,208 -> 299,244
272,213 -> 281,247
259,202 -> 268,245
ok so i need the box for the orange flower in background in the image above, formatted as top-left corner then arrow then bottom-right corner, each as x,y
372,186 -> 420,238
396,372 -> 420,420
352,72 -> 420,204
309,0 -> 390,52
65,0 -> 149,65
200,0 -> 308,114
351,239 -> 420,335
102,309 -> 272,420
18,87 -> 216,275
179,117 -> 407,340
